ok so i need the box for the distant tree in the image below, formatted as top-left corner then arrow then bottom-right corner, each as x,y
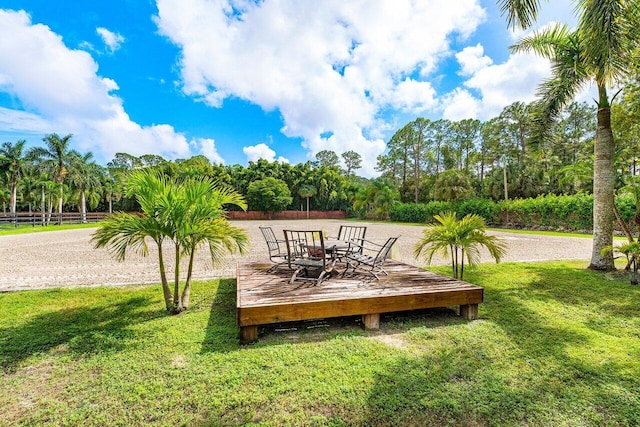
353,178 -> 399,220
246,177 -> 292,217
107,152 -> 142,170
341,150 -> 362,177
298,184 -> 317,219
315,150 -> 340,168
29,133 -> 74,222
434,169 -> 473,202
0,140 -> 29,214
67,152 -> 103,222
139,154 -> 167,167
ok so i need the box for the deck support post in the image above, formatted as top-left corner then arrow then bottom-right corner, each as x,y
362,313 -> 380,329
460,304 -> 479,320
240,326 -> 258,344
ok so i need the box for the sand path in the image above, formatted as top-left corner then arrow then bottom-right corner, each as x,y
0,220 -> 593,292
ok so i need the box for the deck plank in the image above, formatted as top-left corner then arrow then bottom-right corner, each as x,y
237,260 -> 483,341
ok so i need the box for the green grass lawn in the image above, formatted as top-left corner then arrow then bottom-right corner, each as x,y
1,261 -> 639,426
0,222 -> 99,236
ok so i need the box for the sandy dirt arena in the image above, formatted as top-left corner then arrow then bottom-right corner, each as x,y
0,220 -> 593,292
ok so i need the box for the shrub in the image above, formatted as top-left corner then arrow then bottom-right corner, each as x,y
455,198 -> 499,224
389,203 -> 430,223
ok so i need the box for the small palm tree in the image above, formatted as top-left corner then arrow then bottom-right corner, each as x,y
92,169 -> 248,313
414,211 -> 507,280
601,242 -> 640,285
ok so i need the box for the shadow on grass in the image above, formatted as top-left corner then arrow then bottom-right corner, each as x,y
200,278 -> 241,353
363,263 -> 640,425
0,295 -> 161,373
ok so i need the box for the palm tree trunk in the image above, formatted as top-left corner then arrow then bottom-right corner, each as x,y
181,248 -> 196,310
40,186 -> 45,225
452,244 -> 459,279
80,190 -> 87,223
47,194 -> 53,225
157,242 -> 173,311
173,244 -> 182,313
10,179 -> 17,215
58,184 -> 63,225
503,162 -> 508,200
588,104 -> 615,271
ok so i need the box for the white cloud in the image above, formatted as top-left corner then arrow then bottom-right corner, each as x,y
0,107 -> 51,133
442,88 -> 481,121
0,9 -> 202,163
455,44 -> 493,76
390,78 -> 438,113
445,42 -> 552,120
154,0 -> 487,176
197,138 -> 224,164
465,52 -> 551,118
243,143 -> 289,163
96,27 -> 124,53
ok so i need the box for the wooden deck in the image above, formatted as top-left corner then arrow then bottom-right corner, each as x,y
237,260 -> 484,343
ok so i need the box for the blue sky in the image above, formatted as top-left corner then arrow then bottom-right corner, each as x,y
0,0 -> 577,176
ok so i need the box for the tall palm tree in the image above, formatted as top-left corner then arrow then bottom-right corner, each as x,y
92,170 -> 248,314
414,211 -> 507,280
28,133 -> 74,224
0,140 -> 29,214
67,152 -> 103,222
498,0 -> 640,270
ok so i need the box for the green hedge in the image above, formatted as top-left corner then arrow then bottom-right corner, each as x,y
390,193 -> 637,231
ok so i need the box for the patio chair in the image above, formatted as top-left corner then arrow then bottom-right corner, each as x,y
343,237 -> 399,279
259,226 -> 289,272
336,225 -> 367,258
284,230 -> 334,285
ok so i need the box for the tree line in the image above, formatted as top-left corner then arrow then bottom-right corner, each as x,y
1,86 -> 639,223
0,137 -> 368,219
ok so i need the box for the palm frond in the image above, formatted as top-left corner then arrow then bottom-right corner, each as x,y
579,0 -> 632,84
511,23 -> 572,58
497,0 -> 544,30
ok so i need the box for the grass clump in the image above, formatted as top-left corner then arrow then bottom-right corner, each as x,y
1,261 -> 639,426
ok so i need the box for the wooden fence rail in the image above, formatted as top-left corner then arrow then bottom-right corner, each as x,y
0,212 -> 110,227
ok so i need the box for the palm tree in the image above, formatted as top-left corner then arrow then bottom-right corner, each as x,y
353,178 -> 399,219
0,140 -> 29,215
92,170 -> 248,314
499,0 -> 639,270
298,184 -> 316,219
28,134 -> 74,224
171,177 -> 249,310
67,152 -> 103,222
414,211 -> 506,280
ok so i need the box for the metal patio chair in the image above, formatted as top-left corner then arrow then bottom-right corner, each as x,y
259,226 -> 289,272
284,230 -> 334,285
343,237 -> 399,279
335,225 -> 367,259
